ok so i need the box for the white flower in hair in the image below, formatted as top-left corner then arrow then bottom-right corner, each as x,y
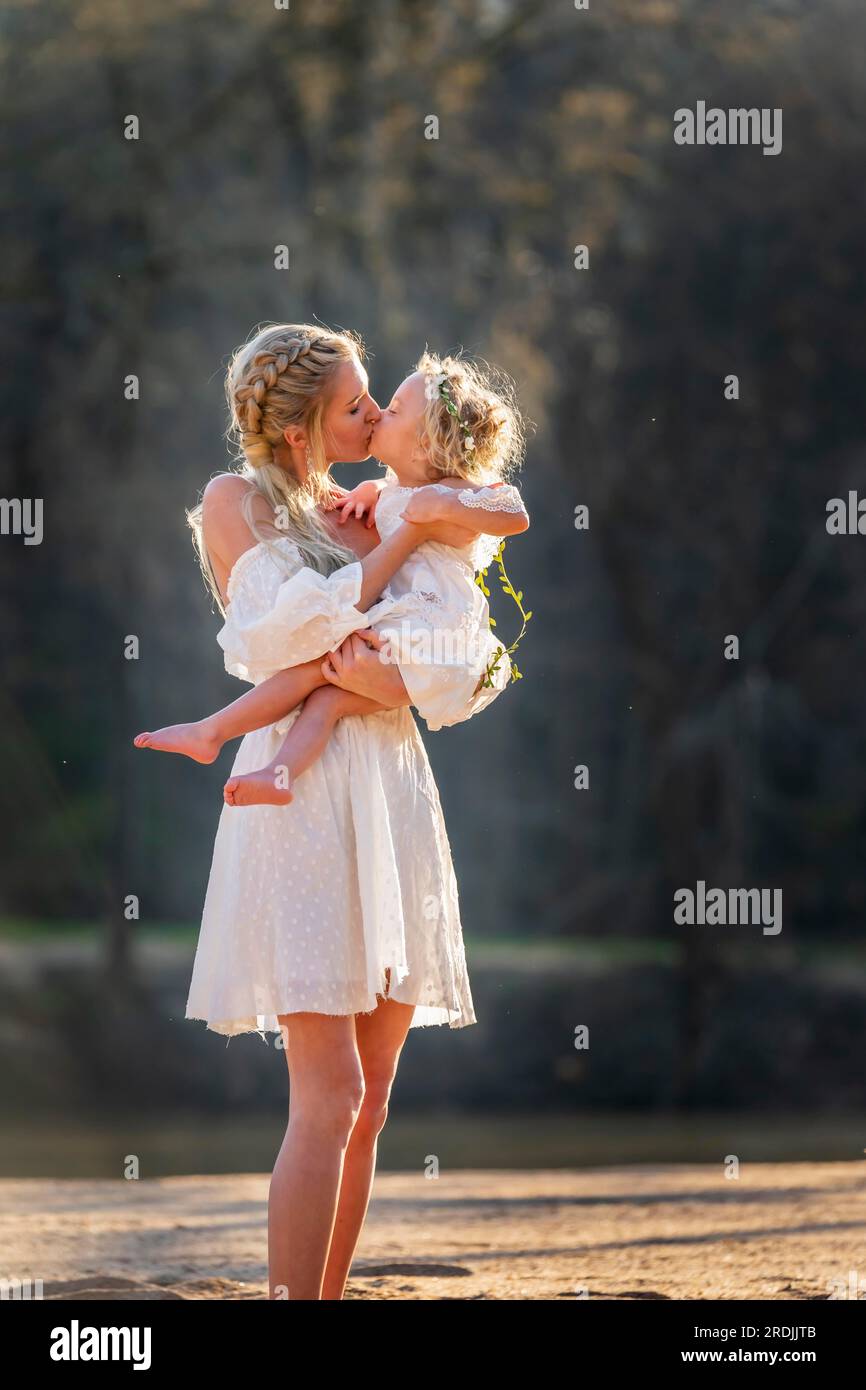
424,371 -> 448,401
464,435 -> 476,452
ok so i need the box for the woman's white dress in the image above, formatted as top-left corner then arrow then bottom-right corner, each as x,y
185,481 -> 526,1040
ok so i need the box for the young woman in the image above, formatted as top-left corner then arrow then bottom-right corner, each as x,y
167,323 -> 517,1300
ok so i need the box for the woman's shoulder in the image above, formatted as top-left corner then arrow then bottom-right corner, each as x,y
202,470 -> 255,500
201,472 -> 277,570
201,471 -> 259,527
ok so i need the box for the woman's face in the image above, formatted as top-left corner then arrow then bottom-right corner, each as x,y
368,371 -> 427,470
320,358 -> 382,463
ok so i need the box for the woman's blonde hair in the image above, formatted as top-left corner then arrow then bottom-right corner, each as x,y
188,322 -> 363,611
414,349 -> 526,486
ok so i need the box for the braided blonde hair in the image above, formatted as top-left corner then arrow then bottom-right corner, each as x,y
188,322 -> 363,610
414,349 -> 526,486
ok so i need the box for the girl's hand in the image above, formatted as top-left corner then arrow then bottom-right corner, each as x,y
398,485 -> 447,526
323,482 -> 350,509
328,479 -> 383,528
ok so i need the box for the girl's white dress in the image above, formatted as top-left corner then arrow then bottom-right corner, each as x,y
185,479 -> 527,1040
354,477 -> 527,731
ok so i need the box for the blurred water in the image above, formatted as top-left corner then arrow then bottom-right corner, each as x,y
2,1111 -> 864,1179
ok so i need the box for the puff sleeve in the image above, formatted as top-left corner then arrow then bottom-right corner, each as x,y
216,540 -> 371,685
399,626 -> 513,732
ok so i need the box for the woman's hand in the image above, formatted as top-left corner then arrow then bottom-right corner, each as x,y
320,630 -> 411,707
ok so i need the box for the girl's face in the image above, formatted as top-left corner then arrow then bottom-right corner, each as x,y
320,358 -> 382,463
368,371 -> 428,478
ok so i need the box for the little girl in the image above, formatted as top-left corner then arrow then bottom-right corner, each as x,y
135,351 -> 530,806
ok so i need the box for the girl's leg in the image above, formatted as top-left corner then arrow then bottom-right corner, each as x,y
320,989 -> 415,1300
133,659 -> 326,763
224,683 -> 394,807
269,1012 -> 365,1300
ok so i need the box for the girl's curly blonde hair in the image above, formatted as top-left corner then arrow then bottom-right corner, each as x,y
414,350 -> 527,486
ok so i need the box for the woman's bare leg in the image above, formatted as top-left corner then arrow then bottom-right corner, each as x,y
224,684 -> 395,807
321,987 -> 415,1300
269,1012 -> 365,1300
133,659 -> 326,763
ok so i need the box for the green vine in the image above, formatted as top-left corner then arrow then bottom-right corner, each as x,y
472,537 -> 532,692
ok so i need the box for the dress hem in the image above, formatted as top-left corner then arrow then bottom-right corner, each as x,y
185,985 -> 477,1041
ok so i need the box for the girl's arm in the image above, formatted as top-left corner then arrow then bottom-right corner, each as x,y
399,481 -> 529,539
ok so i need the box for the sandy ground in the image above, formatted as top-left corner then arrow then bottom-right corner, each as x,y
2,1163 -> 864,1300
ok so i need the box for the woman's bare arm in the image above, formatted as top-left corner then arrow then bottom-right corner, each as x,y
203,473 -> 431,614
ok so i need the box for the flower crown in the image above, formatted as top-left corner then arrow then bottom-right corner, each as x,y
424,371 -> 476,455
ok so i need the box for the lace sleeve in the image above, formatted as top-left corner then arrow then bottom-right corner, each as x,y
456,483 -> 526,514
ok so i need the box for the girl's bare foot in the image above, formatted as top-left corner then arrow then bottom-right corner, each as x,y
224,763 -> 294,807
133,718 -> 223,764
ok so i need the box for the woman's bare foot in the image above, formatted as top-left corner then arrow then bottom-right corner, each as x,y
224,763 -> 294,807
133,717 -> 223,764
